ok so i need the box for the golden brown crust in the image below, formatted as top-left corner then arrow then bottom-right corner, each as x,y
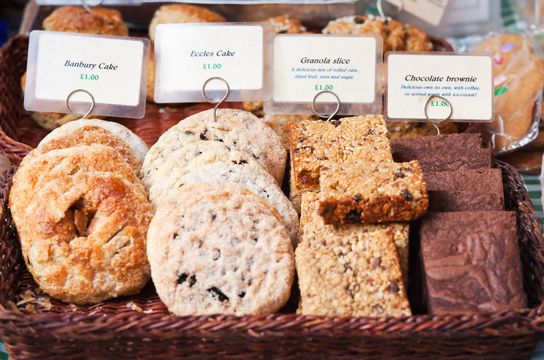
14,171 -> 152,304
20,72 -> 26,91
149,4 -> 226,42
10,144 -> 145,237
318,160 -> 428,225
29,126 -> 142,172
288,116 -> 393,193
296,192 -> 411,317
42,6 -> 128,36
242,101 -> 265,117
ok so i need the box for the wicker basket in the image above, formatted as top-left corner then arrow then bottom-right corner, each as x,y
1,35 -> 544,359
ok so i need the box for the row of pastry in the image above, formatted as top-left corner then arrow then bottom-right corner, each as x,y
10,109 -> 299,315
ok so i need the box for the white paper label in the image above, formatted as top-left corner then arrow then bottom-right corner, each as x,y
386,0 -> 449,26
154,24 -> 266,103
25,31 -> 148,119
386,53 -> 493,122
272,35 -> 378,104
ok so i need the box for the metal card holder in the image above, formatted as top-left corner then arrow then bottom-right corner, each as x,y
202,77 -> 230,122
424,95 -> 453,135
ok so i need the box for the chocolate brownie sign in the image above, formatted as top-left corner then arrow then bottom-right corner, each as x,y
385,53 -> 493,122
385,52 -> 493,122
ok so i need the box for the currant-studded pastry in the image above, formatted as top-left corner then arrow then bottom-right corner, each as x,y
323,15 -> 433,52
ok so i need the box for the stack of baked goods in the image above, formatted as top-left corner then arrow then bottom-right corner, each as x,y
143,108 -> 297,316
290,116 -> 527,316
9,119 -> 152,304
290,115 -> 428,317
391,133 -> 526,314
5,110 -> 529,319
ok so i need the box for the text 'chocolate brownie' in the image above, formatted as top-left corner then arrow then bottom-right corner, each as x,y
420,211 -> 526,315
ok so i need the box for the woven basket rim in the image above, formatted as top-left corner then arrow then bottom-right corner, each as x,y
0,305 -> 539,338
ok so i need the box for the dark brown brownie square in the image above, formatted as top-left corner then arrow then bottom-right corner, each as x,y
391,133 -> 483,157
391,134 -> 492,172
420,211 -> 526,315
425,168 -> 503,193
428,191 -> 504,212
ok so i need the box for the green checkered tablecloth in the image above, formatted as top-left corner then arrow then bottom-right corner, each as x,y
0,343 -> 6,360
525,175 -> 544,225
525,175 -> 544,360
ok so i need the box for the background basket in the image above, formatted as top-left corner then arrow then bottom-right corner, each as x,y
1,35 -> 544,359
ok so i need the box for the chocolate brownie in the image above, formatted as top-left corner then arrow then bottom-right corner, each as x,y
420,211 -> 526,315
392,133 -> 484,156
425,168 -> 504,208
428,191 -> 504,212
392,133 -> 492,172
289,115 -> 393,194
297,192 -> 411,317
318,160 -> 428,225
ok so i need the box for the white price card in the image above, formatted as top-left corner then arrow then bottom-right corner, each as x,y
385,0 -> 450,26
266,34 -> 383,115
154,23 -> 271,103
385,53 -> 493,122
24,31 -> 149,119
